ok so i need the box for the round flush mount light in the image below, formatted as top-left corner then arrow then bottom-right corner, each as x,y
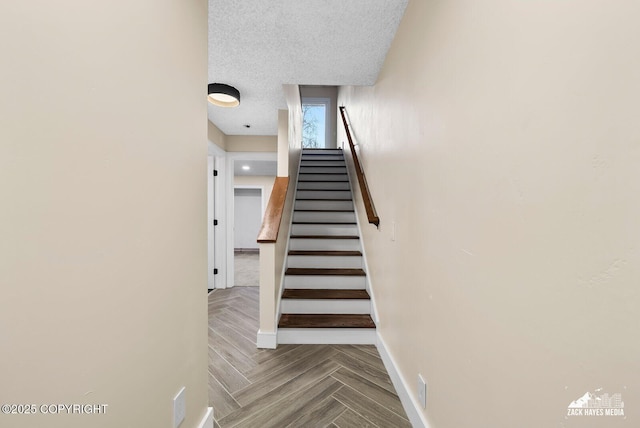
207,83 -> 240,107
242,165 -> 251,171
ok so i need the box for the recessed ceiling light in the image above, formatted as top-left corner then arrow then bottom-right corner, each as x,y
242,165 -> 250,171
207,83 -> 240,107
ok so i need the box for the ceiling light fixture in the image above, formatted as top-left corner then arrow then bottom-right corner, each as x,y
242,165 -> 251,171
207,83 -> 240,107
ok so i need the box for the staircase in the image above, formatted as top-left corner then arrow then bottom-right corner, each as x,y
277,148 -> 376,344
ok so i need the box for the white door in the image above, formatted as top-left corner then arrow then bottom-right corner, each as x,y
233,188 -> 262,250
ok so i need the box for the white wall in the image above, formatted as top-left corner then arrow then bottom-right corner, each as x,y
0,1 -> 209,428
339,1 -> 640,427
234,188 -> 262,250
234,175 -> 275,212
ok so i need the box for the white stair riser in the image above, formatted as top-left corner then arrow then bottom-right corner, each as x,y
284,275 -> 366,289
289,238 -> 361,252
293,211 -> 355,223
300,161 -> 346,167
297,174 -> 348,181
301,155 -> 345,161
277,328 -> 376,345
297,181 -> 350,190
281,299 -> 370,314
295,200 -> 354,210
299,167 -> 347,174
287,255 -> 362,269
297,190 -> 351,200
291,224 -> 358,235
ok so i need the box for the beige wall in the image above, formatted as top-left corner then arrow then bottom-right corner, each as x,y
277,110 -> 290,176
339,1 -> 640,427
0,1 -> 209,428
284,84 -> 303,181
226,135 -> 277,152
207,121 -> 275,153
208,120 -> 227,151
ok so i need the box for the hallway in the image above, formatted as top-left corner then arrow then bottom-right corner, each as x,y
208,287 -> 411,427
233,251 -> 260,287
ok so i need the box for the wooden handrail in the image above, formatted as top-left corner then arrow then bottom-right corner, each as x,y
339,106 -> 380,227
257,176 -> 289,243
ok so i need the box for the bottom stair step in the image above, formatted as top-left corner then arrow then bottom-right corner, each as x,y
278,314 -> 375,329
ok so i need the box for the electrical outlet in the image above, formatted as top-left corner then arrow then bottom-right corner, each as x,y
173,386 -> 186,428
417,375 -> 427,408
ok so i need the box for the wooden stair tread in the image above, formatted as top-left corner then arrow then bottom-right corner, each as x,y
298,172 -> 348,175
289,235 -> 359,239
297,188 -> 350,191
288,250 -> 362,256
285,268 -> 366,276
292,221 -> 356,225
279,314 -> 375,329
298,180 -> 349,183
294,209 -> 354,212
296,198 -> 353,201
282,289 -> 369,300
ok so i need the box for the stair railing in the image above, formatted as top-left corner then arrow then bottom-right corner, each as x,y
257,176 -> 289,244
339,106 -> 380,227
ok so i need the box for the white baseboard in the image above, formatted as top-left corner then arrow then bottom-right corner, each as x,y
256,329 -> 277,349
376,334 -> 430,428
196,407 -> 214,428
278,328 -> 376,345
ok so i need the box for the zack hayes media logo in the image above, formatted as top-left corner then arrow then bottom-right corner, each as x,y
567,389 -> 625,417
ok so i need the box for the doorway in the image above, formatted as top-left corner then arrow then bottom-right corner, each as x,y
233,187 -> 262,286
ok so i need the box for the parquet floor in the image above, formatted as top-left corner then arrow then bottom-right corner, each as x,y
208,287 -> 411,428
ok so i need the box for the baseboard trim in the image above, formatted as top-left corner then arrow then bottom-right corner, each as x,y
234,248 -> 259,254
256,329 -> 277,349
196,407 -> 214,428
377,334 -> 430,428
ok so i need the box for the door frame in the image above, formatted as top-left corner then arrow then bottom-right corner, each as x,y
225,151 -> 277,288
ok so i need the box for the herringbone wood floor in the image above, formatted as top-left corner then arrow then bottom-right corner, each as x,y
208,287 -> 411,428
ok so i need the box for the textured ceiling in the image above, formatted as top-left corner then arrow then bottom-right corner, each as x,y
208,0 -> 408,136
